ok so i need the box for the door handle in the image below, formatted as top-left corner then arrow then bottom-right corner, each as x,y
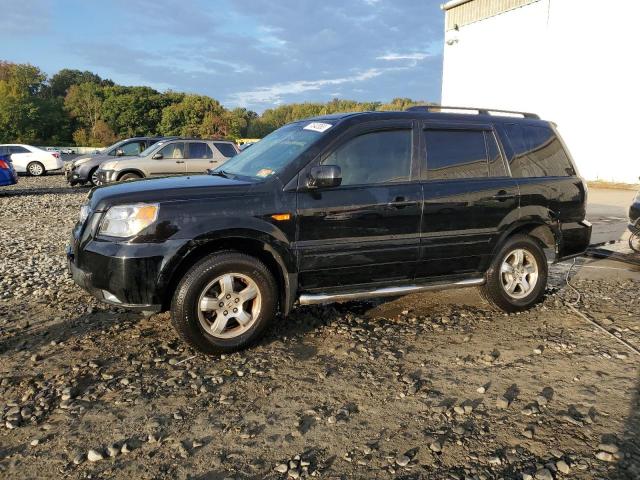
387,196 -> 408,209
175,160 -> 185,164
492,190 -> 515,201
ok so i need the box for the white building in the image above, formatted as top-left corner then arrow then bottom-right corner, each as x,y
441,0 -> 640,184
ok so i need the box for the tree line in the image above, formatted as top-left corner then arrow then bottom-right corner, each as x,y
0,61 -> 430,146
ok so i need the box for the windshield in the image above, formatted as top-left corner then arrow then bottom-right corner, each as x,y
213,121 -> 333,180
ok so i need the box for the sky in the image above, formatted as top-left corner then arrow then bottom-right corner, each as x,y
1,0 -> 445,112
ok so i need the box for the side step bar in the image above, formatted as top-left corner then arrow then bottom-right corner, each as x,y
298,278 -> 485,305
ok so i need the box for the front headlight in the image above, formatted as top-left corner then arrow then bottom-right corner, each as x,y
78,204 -> 91,224
98,203 -> 159,238
74,157 -> 91,167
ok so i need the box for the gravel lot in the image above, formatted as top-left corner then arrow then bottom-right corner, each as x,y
1,176 -> 639,479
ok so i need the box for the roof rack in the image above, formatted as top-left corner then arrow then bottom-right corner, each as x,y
405,105 -> 540,119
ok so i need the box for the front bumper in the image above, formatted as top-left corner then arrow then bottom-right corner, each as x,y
67,245 -> 163,312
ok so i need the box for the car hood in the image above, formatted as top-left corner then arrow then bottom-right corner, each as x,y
88,174 -> 256,211
74,154 -> 111,168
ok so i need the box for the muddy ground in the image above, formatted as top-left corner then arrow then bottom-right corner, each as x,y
1,176 -> 639,480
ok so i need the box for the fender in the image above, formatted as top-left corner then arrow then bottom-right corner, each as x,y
117,168 -> 146,180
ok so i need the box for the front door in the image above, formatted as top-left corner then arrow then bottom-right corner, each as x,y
418,123 -> 520,279
296,121 -> 422,291
150,141 -> 187,177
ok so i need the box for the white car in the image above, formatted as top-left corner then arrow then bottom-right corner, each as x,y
0,144 -> 64,176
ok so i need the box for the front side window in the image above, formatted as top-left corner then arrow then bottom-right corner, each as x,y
322,129 -> 412,186
158,142 -> 185,159
504,124 -> 575,177
424,130 -> 488,180
213,142 -> 238,158
188,142 -> 213,159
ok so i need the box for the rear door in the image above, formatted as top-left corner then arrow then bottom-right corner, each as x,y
418,122 -> 519,279
296,120 -> 422,290
8,146 -> 33,171
185,142 -> 216,174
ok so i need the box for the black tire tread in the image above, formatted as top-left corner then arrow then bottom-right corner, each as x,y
170,251 -> 277,354
479,234 -> 548,313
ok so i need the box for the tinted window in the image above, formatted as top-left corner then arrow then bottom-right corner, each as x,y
0,146 -> 7,155
158,142 -> 185,159
214,142 -> 238,158
425,130 -> 488,180
120,141 -> 146,156
9,146 -> 30,154
189,142 -> 213,159
504,124 -> 575,177
322,129 -> 412,186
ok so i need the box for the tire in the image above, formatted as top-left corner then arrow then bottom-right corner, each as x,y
170,251 -> 278,354
479,234 -> 548,312
119,172 -> 141,181
630,233 -> 640,253
27,162 -> 45,176
89,167 -> 100,186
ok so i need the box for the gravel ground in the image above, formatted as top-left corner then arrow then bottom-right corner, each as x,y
1,176 -> 639,480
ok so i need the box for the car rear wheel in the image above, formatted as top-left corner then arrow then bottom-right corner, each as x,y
119,172 -> 141,181
171,251 -> 278,354
479,234 -> 548,312
27,162 -> 45,176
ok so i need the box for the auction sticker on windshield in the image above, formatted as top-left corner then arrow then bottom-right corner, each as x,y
303,122 -> 332,133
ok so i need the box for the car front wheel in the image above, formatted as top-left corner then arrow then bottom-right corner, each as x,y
171,251 -> 278,354
27,162 -> 45,176
479,234 -> 548,312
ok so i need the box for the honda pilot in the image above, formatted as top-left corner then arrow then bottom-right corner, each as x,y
67,107 -> 591,354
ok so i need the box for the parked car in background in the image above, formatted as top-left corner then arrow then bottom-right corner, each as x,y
69,107 -> 591,354
629,183 -> 640,252
0,153 -> 18,187
0,144 -> 63,176
61,148 -> 76,155
95,138 -> 238,184
66,137 -> 169,186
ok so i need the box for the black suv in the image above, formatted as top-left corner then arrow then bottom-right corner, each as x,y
67,107 -> 591,353
65,137 -> 171,186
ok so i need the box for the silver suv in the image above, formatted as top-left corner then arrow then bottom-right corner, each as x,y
95,138 -> 238,184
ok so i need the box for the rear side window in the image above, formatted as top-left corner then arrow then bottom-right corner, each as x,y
213,142 -> 238,158
323,129 -> 412,186
9,146 -> 29,154
503,124 -> 575,177
189,142 -> 213,159
425,129 -> 506,180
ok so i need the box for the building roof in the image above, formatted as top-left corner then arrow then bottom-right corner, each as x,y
442,0 -> 540,30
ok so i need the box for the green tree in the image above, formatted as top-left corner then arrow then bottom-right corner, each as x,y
159,94 -> 226,137
64,82 -> 104,142
49,68 -> 112,98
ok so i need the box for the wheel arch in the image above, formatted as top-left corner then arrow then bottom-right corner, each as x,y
117,169 -> 145,180
490,220 -> 559,266
159,233 -> 296,316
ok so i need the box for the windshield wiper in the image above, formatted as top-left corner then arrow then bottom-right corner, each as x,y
209,169 -> 230,178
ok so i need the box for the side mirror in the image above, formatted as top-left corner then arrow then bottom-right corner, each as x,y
307,165 -> 341,189
115,149 -> 124,156
152,153 -> 163,160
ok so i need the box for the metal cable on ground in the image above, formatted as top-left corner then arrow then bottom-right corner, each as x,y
564,259 -> 640,357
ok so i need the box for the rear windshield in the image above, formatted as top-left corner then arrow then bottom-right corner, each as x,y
213,121 -> 333,180
503,124 -> 575,177
214,142 -> 238,158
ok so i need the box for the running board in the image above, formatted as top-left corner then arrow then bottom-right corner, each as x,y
298,278 -> 485,305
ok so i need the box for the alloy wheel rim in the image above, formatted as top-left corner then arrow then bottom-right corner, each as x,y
91,171 -> 100,185
197,273 -> 261,339
500,248 -> 539,299
29,164 -> 43,175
